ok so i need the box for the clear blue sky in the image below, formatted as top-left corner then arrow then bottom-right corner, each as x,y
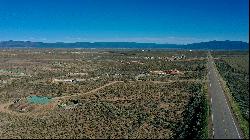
0,0 -> 249,44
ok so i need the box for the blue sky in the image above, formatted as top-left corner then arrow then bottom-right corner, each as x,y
0,0 -> 248,44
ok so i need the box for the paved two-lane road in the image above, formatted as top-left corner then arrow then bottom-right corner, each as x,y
207,52 -> 242,139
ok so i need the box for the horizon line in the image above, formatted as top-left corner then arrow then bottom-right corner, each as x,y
0,39 -> 249,45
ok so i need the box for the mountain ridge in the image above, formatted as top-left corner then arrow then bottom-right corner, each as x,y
0,40 -> 248,50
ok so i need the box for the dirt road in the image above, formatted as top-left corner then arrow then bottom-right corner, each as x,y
0,81 -> 122,116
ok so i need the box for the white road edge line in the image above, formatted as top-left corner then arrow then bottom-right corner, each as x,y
213,128 -> 215,137
224,98 -> 241,139
214,60 -> 241,138
210,83 -> 212,87
209,55 -> 241,139
211,113 -> 214,122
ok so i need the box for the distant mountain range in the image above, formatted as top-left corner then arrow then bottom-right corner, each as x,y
0,40 -> 249,50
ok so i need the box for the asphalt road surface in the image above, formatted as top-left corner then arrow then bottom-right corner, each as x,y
207,52 -> 242,139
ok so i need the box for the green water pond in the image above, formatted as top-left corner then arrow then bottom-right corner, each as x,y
27,96 -> 52,104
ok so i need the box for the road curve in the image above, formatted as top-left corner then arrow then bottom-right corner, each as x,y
207,52 -> 242,139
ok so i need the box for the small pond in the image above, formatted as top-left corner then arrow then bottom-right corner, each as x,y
27,96 -> 52,104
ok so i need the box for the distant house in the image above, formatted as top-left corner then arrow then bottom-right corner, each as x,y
164,69 -> 182,75
14,98 -> 21,103
151,69 -> 183,75
72,79 -> 79,83
58,103 -> 67,108
150,70 -> 166,75
17,104 -> 29,112
135,74 -> 147,81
